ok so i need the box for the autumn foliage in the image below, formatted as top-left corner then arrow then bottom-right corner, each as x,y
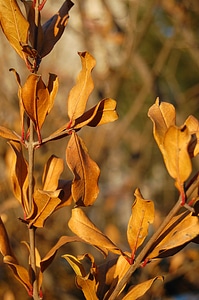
0,1 -> 199,300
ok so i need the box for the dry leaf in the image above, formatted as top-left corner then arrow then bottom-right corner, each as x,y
73,98 -> 118,129
148,98 -> 176,153
127,188 -> 154,255
0,0 -> 29,59
40,235 -> 83,272
163,125 -> 192,191
147,212 -> 199,260
3,255 -> 32,294
0,126 -> 20,141
184,115 -> 199,157
56,180 -> 73,209
0,217 -> 17,260
123,276 -> 163,300
47,73 -> 59,114
68,208 -> 123,256
8,141 -> 29,215
26,189 -> 61,228
76,275 -> 98,300
42,155 -> 64,191
67,52 -> 96,123
62,254 -> 87,277
66,132 -> 100,206
39,0 -> 74,57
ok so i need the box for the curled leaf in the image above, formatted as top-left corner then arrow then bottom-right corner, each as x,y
184,115 -> 199,157
66,132 -> 100,206
73,98 -> 118,129
42,155 -> 64,191
68,208 -> 123,256
0,126 -> 20,141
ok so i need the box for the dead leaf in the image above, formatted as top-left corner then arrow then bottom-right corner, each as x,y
56,180 -> 73,209
3,255 -> 32,294
184,115 -> 199,157
73,98 -> 118,129
163,125 -> 192,191
62,254 -> 87,277
42,155 -> 64,191
0,0 -> 29,60
26,189 -> 61,228
40,235 -> 83,273
122,276 -> 163,300
66,132 -> 100,206
148,98 -> 176,153
0,217 -> 17,260
8,141 -> 29,215
68,207 -> 123,256
47,73 -> 59,114
39,0 -> 74,57
127,188 -> 154,255
76,275 -> 98,300
0,126 -> 20,141
67,52 -> 96,124
146,212 -> 199,260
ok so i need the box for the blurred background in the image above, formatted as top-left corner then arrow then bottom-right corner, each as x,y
0,0 -> 199,299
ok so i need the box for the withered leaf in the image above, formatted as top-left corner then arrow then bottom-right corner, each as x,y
40,235 -> 83,273
26,189 -> 61,228
0,0 -> 29,59
73,98 -> 118,129
0,217 -> 17,260
66,132 -> 100,206
184,115 -> 199,157
47,73 -> 59,114
76,275 -> 98,300
163,125 -> 192,191
148,98 -> 176,153
0,126 -> 20,141
127,188 -> 154,254
8,141 -> 29,215
56,180 -> 73,209
40,0 -> 74,57
147,212 -> 199,260
68,208 -> 123,256
42,155 -> 64,191
123,276 -> 163,300
67,52 -> 96,123
62,254 -> 87,277
3,255 -> 32,294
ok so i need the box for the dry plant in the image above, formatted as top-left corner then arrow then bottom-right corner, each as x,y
0,1 -> 199,299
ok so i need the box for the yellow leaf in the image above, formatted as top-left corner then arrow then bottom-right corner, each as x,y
76,275 -> 98,300
148,98 -> 176,153
62,254 -> 86,277
47,73 -> 59,114
127,188 -> 154,254
0,126 -> 20,141
0,0 -> 29,59
73,98 -> 118,129
163,125 -> 192,190
123,276 -> 163,300
67,52 -> 96,123
0,217 -> 17,260
68,208 -> 123,256
66,132 -> 100,206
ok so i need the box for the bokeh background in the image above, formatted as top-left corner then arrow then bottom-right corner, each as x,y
0,0 -> 199,299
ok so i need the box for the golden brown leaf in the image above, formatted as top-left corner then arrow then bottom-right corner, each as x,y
0,126 -> 20,141
147,212 -> 199,260
76,275 -> 98,300
56,180 -> 73,209
127,188 -> 154,255
73,98 -> 118,129
42,155 -> 64,191
66,132 -> 100,206
0,217 -> 17,260
148,98 -> 176,152
47,73 -> 59,114
3,255 -> 32,294
21,74 -> 50,131
184,115 -> 199,157
123,276 -> 163,300
26,189 -> 61,228
163,125 -> 192,191
8,141 -> 29,215
0,0 -> 29,59
40,235 -> 83,273
62,254 -> 87,277
67,52 -> 96,123
68,208 -> 123,256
